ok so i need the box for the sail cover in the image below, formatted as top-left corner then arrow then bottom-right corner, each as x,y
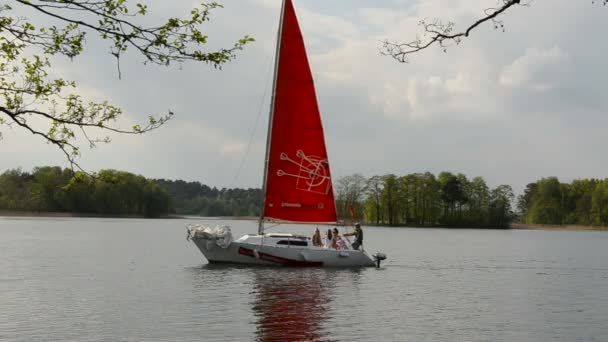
262,0 -> 337,223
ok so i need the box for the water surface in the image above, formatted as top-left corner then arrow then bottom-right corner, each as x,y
1,217 -> 607,341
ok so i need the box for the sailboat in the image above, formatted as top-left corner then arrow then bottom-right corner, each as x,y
188,0 -> 386,267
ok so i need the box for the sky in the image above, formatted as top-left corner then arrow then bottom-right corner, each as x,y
1,0 -> 607,195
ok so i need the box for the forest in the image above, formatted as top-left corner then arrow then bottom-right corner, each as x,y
336,174 -> 608,228
0,167 -> 261,218
1,166 -> 606,228
0,167 -> 170,218
335,173 -> 514,228
517,177 -> 608,227
154,179 -> 261,217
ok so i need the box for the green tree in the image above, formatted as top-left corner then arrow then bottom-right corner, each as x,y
0,168 -> 33,210
591,180 -> 608,226
517,182 -> 538,223
568,179 -> 597,225
155,178 -> 260,217
29,166 -> 73,211
381,174 -> 399,226
529,177 -> 563,224
438,171 -> 466,225
419,172 -> 441,226
92,170 -> 127,214
466,176 -> 490,226
335,174 -> 366,221
517,177 -> 608,227
365,175 -> 383,225
0,1 -> 252,168
488,185 -> 514,229
60,171 -> 96,213
142,182 -> 170,218
394,172 -> 440,226
406,173 -> 428,225
397,174 -> 415,225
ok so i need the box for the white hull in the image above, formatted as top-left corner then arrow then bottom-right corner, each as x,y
191,233 -> 377,268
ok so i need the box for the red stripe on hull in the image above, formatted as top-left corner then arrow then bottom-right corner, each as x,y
238,247 -> 323,267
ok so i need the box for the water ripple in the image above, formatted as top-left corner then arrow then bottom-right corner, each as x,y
2,218 -> 608,341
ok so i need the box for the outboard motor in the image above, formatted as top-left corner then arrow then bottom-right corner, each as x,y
372,252 -> 387,268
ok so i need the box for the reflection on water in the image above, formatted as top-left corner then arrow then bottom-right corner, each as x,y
251,269 -> 333,342
189,264 -> 363,341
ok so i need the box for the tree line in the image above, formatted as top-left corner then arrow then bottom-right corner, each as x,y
3,166 -> 606,228
335,172 -> 515,228
518,177 -> 608,227
154,179 -> 261,217
0,166 -> 261,218
0,167 -> 170,217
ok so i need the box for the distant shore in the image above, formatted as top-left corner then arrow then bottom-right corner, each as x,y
0,210 -> 72,218
0,210 -> 178,219
0,211 -> 261,220
2,211 -> 607,231
511,223 -> 608,231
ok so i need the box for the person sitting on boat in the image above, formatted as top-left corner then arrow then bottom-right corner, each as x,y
336,237 -> 348,250
344,222 -> 364,250
324,229 -> 333,248
312,227 -> 323,247
332,227 -> 348,250
331,228 -> 339,249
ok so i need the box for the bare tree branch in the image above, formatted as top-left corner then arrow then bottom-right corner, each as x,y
381,0 -> 525,63
383,0 -> 608,63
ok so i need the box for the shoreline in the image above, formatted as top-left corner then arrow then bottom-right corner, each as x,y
0,211 -> 260,221
511,223 -> 608,231
2,211 -> 607,231
0,210 -> 179,219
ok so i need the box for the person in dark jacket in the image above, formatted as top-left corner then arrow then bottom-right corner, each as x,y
344,222 -> 363,250
312,227 -> 323,247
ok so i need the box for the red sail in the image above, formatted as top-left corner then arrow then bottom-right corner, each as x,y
263,0 -> 337,223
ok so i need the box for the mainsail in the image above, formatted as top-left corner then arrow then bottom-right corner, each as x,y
261,0 -> 337,224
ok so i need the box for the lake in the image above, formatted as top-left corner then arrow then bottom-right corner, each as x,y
1,217 -> 607,341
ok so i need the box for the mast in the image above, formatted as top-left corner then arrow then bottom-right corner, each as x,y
259,0 -> 286,235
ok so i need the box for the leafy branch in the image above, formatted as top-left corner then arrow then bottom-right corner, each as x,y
13,0 -> 253,67
0,1 -> 253,170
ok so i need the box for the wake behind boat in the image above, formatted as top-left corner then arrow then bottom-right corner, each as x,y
187,0 -> 386,268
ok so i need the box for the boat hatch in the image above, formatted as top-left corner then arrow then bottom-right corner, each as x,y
277,240 -> 308,247
267,233 -> 308,240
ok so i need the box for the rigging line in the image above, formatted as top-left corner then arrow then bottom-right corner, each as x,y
261,223 -> 281,231
229,54 -> 273,189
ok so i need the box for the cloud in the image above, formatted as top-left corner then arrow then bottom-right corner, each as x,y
2,0 -> 608,195
499,46 -> 571,91
220,142 -> 247,155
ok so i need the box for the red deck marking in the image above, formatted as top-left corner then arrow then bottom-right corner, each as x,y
238,247 -> 323,267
